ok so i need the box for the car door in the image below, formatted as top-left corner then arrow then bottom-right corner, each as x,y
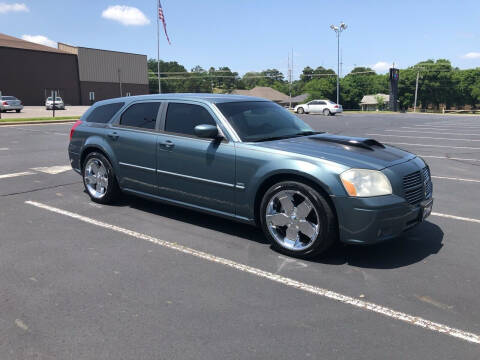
317,100 -> 327,112
308,101 -> 320,113
107,101 -> 162,195
156,101 -> 236,215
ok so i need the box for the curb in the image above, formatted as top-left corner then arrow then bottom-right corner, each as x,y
0,119 -> 78,126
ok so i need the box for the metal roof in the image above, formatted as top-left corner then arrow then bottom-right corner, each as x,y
0,33 -> 68,54
359,94 -> 390,105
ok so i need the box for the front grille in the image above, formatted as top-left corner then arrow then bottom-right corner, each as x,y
403,167 -> 432,205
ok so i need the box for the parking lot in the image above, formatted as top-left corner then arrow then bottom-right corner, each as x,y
1,113 -> 479,359
1,106 -> 89,119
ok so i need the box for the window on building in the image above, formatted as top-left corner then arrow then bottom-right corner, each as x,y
89,92 -> 95,101
165,103 -> 217,136
86,102 -> 125,124
120,102 -> 160,130
126,92 -> 131,97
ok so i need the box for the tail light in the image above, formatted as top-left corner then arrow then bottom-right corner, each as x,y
334,105 -> 339,108
69,120 -> 82,141
2,101 -> 7,106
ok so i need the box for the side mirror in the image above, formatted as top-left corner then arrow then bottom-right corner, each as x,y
194,124 -> 220,139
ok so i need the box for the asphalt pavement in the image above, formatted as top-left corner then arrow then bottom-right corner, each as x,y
1,113 -> 479,359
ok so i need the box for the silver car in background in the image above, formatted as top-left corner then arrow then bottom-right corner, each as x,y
46,96 -> 65,110
295,99 -> 343,116
0,96 -> 23,113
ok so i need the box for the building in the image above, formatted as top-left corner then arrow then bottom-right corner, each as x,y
0,33 -> 81,105
0,33 -> 149,105
58,43 -> 148,104
290,93 -> 309,106
359,93 -> 390,111
232,86 -> 290,105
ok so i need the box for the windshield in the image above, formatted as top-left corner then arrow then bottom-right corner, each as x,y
217,101 -> 313,142
47,97 -> 62,101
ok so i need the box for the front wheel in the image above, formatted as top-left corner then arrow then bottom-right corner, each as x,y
82,152 -> 120,204
260,181 -> 337,258
16,110 -> 21,113
323,109 -> 331,116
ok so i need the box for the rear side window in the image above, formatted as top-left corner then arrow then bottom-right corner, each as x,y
120,102 -> 160,130
86,102 -> 124,124
165,103 -> 216,136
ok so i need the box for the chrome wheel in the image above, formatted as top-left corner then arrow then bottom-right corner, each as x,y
265,190 -> 320,251
84,158 -> 109,199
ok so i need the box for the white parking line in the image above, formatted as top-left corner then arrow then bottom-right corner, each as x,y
31,165 -> 72,174
387,142 -> 480,150
24,200 -> 480,345
413,125 -> 480,130
0,148 -> 9,151
432,212 -> 480,224
391,130 -> 480,136
431,175 -> 480,183
0,171 -> 34,179
419,155 -> 480,162
367,134 -> 480,142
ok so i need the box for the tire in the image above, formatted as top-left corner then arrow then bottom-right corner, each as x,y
259,181 -> 337,258
82,152 -> 120,204
16,110 -> 20,113
297,107 -> 304,114
323,109 -> 331,116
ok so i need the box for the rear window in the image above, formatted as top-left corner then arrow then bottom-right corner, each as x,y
85,102 -> 125,123
2,96 -> 17,100
120,102 -> 160,130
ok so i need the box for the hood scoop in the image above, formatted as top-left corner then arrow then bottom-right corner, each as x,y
309,134 -> 385,151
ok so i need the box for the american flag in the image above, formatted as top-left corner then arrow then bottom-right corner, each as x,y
158,0 -> 171,45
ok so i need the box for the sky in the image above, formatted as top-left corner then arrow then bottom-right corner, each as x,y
1,0 -> 480,79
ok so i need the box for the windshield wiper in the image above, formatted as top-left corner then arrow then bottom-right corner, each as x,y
292,131 -> 323,137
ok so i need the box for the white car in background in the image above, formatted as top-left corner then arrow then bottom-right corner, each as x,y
0,96 -> 23,113
294,99 -> 343,116
45,96 -> 65,110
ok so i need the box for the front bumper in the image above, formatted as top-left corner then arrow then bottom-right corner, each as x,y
0,105 -> 23,111
46,104 -> 65,109
332,194 -> 433,245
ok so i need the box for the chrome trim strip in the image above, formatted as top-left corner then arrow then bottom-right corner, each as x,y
119,162 -> 156,172
156,169 -> 235,188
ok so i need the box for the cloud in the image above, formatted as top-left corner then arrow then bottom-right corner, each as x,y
371,61 -> 391,73
21,35 -> 57,48
462,52 -> 480,59
101,5 -> 150,26
0,2 -> 29,14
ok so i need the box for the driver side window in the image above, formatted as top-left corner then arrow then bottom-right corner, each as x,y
165,103 -> 217,137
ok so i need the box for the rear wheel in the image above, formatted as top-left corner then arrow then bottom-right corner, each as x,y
323,109 -> 331,116
16,110 -> 20,113
297,107 -> 304,114
82,152 -> 120,204
260,181 -> 337,258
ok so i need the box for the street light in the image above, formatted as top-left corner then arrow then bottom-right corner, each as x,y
330,22 -> 347,105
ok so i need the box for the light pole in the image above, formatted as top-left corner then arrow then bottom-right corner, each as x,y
330,22 -> 347,105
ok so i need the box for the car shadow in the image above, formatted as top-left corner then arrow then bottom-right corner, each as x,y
318,221 -> 444,269
111,194 -> 443,269
114,194 -> 269,245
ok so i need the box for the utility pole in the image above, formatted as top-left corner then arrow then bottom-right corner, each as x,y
330,22 -> 347,105
414,71 -> 420,112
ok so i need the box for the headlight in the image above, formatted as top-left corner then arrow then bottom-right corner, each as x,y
340,169 -> 392,197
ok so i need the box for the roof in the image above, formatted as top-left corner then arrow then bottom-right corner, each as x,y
231,86 -> 290,103
92,93 -> 270,106
360,93 -> 389,105
58,42 -> 147,57
0,33 -> 68,54
290,93 -> 309,103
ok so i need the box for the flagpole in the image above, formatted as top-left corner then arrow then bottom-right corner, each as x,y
157,0 -> 161,94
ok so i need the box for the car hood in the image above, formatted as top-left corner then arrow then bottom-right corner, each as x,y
251,133 -> 416,170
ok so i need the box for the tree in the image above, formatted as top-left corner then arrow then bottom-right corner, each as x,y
374,94 -> 386,110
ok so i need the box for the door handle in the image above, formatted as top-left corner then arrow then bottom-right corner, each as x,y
159,140 -> 175,150
108,131 -> 119,141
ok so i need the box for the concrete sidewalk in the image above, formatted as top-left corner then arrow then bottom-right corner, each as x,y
1,106 -> 89,119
